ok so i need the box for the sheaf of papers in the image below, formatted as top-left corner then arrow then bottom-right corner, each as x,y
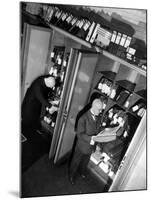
94,125 -> 120,143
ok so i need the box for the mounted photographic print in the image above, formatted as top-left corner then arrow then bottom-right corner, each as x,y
20,1 -> 147,198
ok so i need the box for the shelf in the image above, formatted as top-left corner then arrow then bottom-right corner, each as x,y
40,119 -> 54,134
126,110 -> 142,122
44,21 -> 146,77
93,88 -> 109,99
88,160 -> 113,183
97,71 -> 116,82
116,80 -> 136,92
48,23 -> 93,49
103,51 -> 146,77
135,89 -> 147,100
109,98 -> 127,111
93,88 -> 130,111
127,110 -> 142,121
108,102 -> 126,112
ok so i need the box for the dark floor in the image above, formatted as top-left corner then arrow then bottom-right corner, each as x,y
21,131 -> 106,198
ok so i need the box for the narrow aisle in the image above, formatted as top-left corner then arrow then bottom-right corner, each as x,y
21,154 -> 105,198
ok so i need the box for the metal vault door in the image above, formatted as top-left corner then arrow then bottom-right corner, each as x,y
109,113 -> 146,191
53,50 -> 98,163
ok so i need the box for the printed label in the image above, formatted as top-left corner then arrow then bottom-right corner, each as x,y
111,31 -> 117,42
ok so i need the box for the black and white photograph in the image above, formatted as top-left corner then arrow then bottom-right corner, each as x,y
1,0 -> 150,199
20,1 -> 147,198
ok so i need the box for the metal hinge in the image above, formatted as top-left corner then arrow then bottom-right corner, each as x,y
118,156 -> 126,170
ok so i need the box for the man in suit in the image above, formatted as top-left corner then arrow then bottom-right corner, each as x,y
68,98 -> 104,184
21,75 -> 56,139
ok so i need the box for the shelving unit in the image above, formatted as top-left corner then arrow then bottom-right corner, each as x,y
88,45 -> 146,184
47,23 -> 146,77
48,23 -> 92,49
102,51 -> 146,77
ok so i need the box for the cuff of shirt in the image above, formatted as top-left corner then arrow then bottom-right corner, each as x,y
90,136 -> 95,145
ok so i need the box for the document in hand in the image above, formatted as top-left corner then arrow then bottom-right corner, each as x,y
94,125 -> 120,143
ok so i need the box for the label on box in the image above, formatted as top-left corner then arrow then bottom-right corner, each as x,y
99,162 -> 109,173
120,34 -> 127,46
71,18 -> 77,25
111,31 -> 117,42
50,52 -> 54,58
124,36 -> 132,48
108,171 -> 114,177
115,33 -> 122,44
83,21 -> 90,31
128,47 -> 136,55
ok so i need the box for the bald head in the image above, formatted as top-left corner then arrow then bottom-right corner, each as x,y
44,76 -> 56,88
91,98 -> 103,116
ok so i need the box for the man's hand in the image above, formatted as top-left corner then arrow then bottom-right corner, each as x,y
50,100 -> 60,106
90,136 -> 97,145
48,106 -> 58,114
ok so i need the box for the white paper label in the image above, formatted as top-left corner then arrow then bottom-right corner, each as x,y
124,100 -> 129,108
50,52 -> 54,58
62,13 -> 67,21
98,83 -> 102,90
120,34 -> 127,46
111,31 -> 117,42
108,171 -> 114,177
63,60 -> 67,66
103,103 -> 106,109
66,15 -> 72,23
132,105 -> 139,112
109,112 -> 113,119
48,10 -> 54,19
57,11 -> 62,18
128,47 -> 136,55
55,10 -> 59,17
83,22 -> 90,31
124,36 -> 132,48
57,58 -> 62,65
71,18 -> 77,25
79,20 -> 84,28
51,122 -> 55,127
110,89 -> 116,99
99,162 -> 109,173
115,33 -> 122,44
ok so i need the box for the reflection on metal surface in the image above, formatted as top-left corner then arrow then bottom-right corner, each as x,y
70,118 -> 75,124
78,105 -> 83,111
75,87 -> 82,94
78,71 -> 90,82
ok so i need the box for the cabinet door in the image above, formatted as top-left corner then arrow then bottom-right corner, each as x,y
109,113 -> 146,191
21,24 -> 52,100
49,48 -> 79,159
53,50 -> 99,163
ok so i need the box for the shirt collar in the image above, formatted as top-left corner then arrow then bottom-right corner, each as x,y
90,109 -> 95,116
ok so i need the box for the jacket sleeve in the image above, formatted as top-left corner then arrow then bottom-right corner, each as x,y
34,83 -> 51,107
77,116 -> 92,143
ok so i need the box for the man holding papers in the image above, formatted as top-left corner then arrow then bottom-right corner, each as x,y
68,98 -> 104,184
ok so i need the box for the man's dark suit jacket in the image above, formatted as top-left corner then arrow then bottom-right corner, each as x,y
76,110 -> 103,155
21,75 -> 53,129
